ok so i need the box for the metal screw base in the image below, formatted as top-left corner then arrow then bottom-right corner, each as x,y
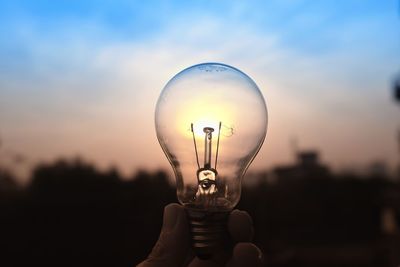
185,207 -> 230,260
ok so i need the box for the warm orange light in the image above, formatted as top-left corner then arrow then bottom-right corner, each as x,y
176,98 -> 235,139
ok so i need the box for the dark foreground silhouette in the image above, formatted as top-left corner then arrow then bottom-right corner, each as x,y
0,155 -> 399,267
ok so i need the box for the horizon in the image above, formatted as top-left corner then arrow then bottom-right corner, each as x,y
1,148 -> 396,187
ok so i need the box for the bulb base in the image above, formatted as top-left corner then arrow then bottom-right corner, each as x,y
185,207 -> 230,260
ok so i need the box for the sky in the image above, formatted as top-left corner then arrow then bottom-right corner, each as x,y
0,0 -> 399,184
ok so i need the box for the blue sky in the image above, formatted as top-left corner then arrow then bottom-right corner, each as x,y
0,0 -> 399,183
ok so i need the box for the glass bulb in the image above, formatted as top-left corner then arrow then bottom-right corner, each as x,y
155,62 -> 268,212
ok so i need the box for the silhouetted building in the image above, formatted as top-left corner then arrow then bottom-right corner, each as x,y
273,150 -> 330,181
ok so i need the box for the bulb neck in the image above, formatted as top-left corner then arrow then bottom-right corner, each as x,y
185,206 -> 231,260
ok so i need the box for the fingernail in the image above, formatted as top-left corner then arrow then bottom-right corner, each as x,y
163,204 -> 179,231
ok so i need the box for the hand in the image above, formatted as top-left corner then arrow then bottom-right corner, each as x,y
137,203 -> 263,267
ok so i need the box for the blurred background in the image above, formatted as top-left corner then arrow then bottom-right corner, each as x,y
0,0 -> 399,266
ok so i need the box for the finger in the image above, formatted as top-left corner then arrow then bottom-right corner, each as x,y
228,210 -> 254,243
226,243 -> 263,267
137,203 -> 191,267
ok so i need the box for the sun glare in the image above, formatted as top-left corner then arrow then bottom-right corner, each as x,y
176,100 -> 235,139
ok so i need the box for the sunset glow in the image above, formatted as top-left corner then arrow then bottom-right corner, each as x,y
177,100 -> 234,139
0,1 -> 399,184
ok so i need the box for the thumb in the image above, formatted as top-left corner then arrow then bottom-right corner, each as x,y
137,203 -> 191,267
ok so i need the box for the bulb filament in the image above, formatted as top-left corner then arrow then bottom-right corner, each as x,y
191,122 -> 222,206
190,122 -> 222,172
203,127 -> 214,169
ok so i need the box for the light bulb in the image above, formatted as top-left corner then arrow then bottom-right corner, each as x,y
155,62 -> 268,258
